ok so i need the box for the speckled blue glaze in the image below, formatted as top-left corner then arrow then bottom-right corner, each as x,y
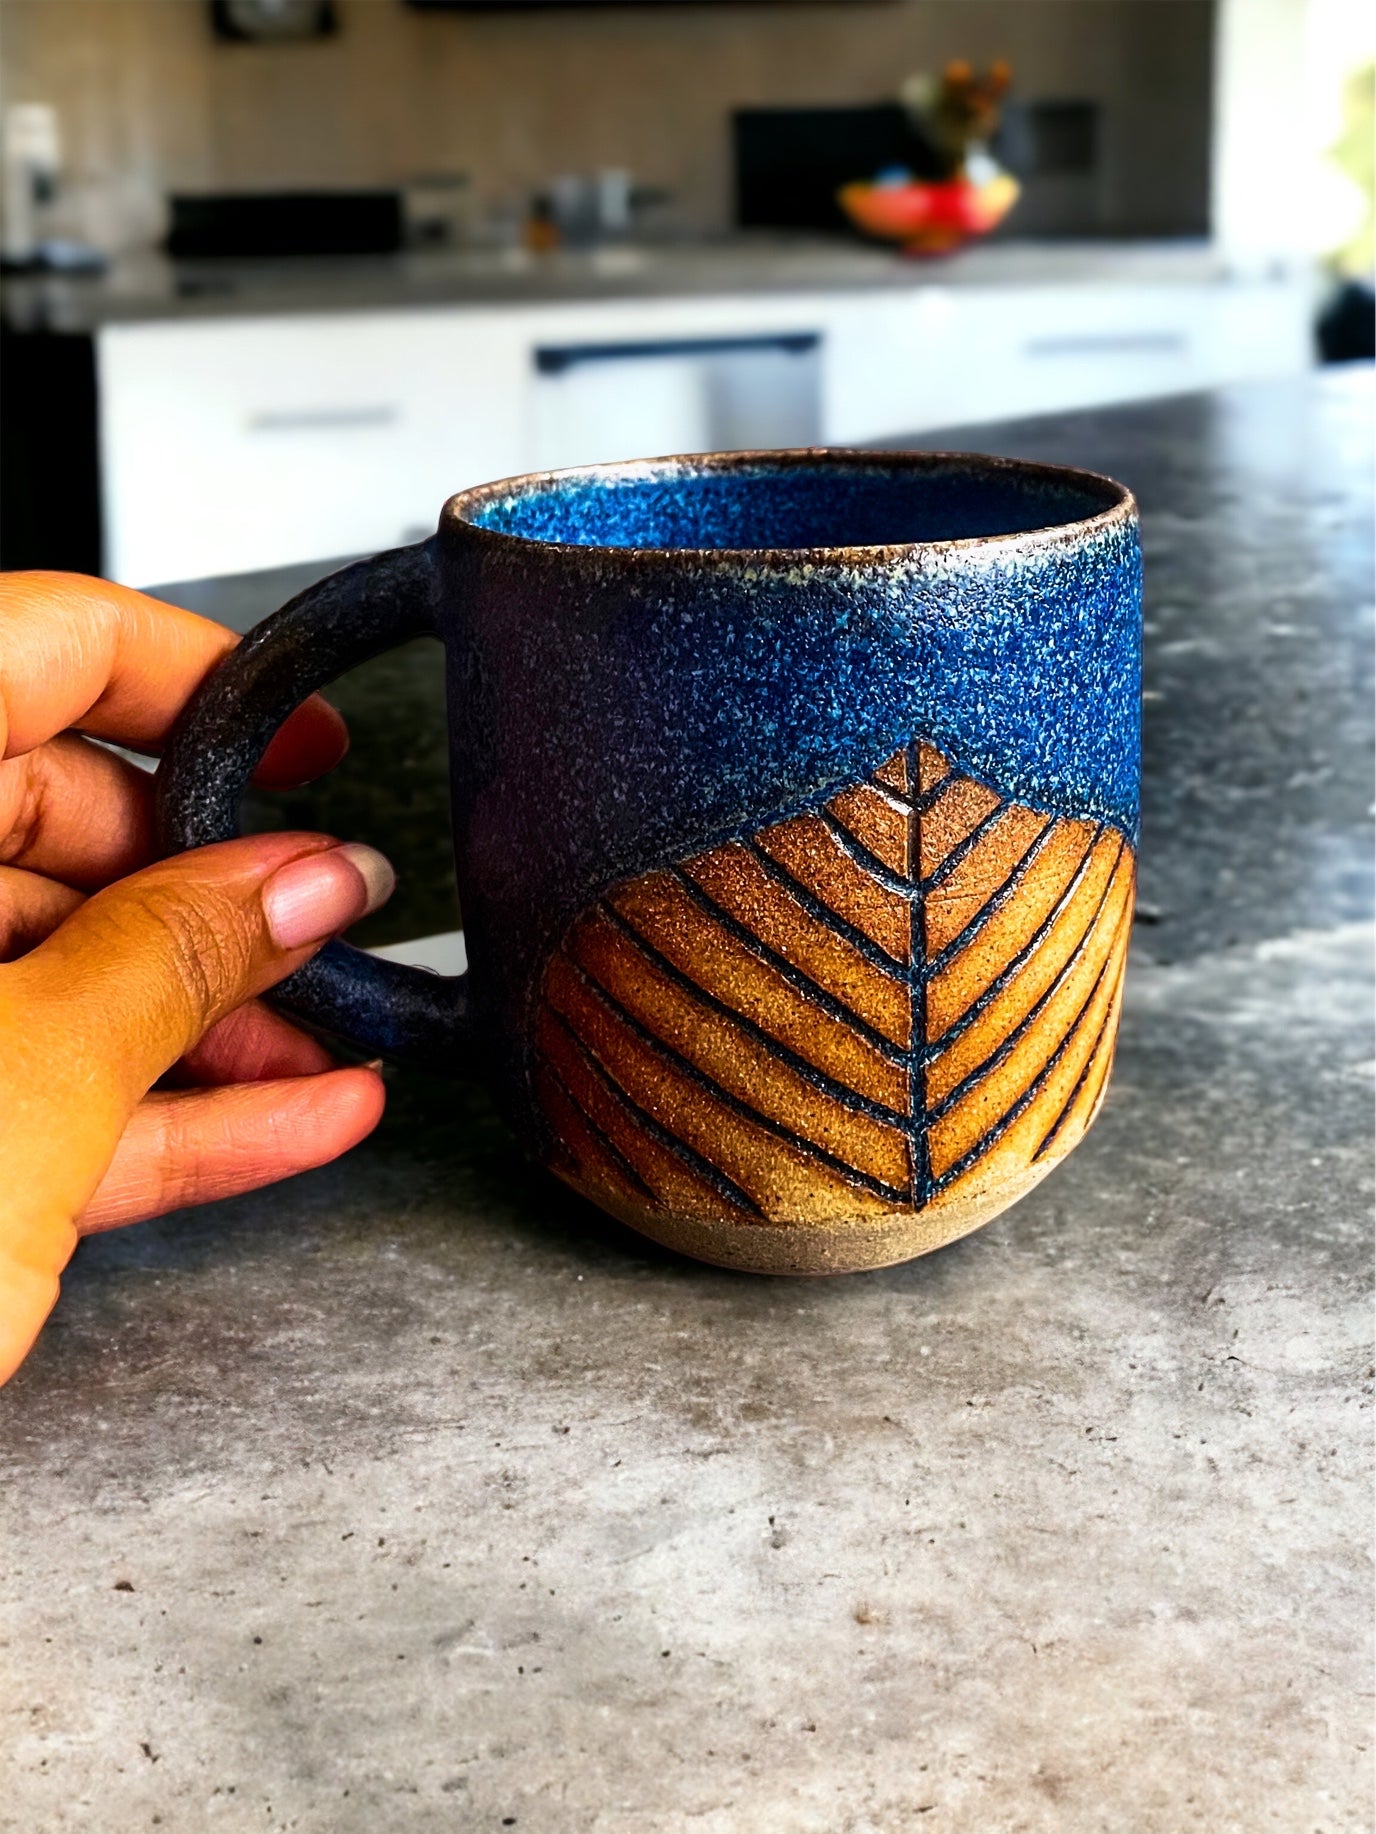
470,458 -> 1116,551
156,450 -> 1140,1089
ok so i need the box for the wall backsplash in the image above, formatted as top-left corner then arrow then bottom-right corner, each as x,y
0,0 -> 1213,254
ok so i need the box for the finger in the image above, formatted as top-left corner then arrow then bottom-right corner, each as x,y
4,832 -> 394,1233
77,1067 -> 386,1235
0,570 -> 347,778
0,718 -> 353,894
0,864 -> 83,960
0,733 -> 154,888
255,693 -> 349,790
170,999 -> 339,1087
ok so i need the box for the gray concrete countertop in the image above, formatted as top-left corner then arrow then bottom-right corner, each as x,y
2,235 -> 1257,334
3,371 -> 1372,1833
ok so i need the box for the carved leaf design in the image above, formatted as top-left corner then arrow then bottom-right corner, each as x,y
532,741 -> 1133,1260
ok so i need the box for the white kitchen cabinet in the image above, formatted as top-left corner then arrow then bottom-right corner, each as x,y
98,308 -> 528,584
822,275 -> 1313,443
98,262 -> 1312,586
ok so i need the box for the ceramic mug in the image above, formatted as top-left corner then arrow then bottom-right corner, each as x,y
156,450 -> 1141,1274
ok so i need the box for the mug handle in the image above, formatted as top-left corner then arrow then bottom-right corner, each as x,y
154,537 -> 471,1069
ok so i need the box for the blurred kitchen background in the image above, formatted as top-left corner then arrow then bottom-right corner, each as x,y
0,0 -> 1371,586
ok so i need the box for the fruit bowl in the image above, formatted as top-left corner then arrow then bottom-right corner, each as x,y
838,170 -> 1020,257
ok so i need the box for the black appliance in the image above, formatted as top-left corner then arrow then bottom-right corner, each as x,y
733,105 -> 944,235
165,191 -> 404,259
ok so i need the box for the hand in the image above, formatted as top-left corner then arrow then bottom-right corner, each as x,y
0,571 -> 395,1385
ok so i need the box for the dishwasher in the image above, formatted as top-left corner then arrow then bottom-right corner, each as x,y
531,331 -> 823,472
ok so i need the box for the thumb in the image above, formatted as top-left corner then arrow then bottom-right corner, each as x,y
0,833 -> 393,1371
12,832 -> 394,1103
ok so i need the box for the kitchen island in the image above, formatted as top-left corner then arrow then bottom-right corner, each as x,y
3,236 -> 1310,586
3,371 -> 1371,1832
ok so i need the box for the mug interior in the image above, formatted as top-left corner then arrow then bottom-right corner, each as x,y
461,452 -> 1126,553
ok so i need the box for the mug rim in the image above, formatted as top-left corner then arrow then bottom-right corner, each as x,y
440,446 -> 1137,567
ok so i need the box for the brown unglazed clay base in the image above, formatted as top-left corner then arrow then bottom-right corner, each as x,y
557,1130 -> 1087,1276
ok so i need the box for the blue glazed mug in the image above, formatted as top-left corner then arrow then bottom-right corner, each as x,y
157,450 -> 1141,1273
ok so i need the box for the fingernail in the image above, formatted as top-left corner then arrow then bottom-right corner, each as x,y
334,842 -> 397,916
263,844 -> 396,951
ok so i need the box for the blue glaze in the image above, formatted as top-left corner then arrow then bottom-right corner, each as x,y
471,457 -> 1118,550
157,450 -> 1141,1099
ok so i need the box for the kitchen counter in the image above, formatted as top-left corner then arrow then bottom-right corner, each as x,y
4,371 -> 1371,1831
2,234 -> 1271,334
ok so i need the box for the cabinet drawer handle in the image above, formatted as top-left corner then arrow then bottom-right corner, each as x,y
1024,333 -> 1186,358
535,332 -> 821,373
247,406 -> 400,432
